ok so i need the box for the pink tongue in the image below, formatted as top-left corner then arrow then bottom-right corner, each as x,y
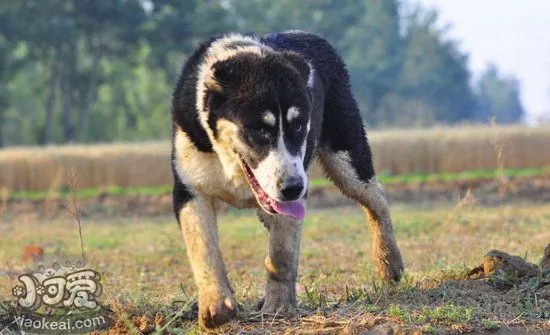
270,200 -> 305,220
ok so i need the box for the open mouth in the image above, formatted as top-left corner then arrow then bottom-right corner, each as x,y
239,156 -> 305,220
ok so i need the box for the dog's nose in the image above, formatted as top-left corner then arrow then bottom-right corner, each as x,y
280,176 -> 304,201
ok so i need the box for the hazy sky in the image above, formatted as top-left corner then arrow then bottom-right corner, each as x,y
417,0 -> 550,123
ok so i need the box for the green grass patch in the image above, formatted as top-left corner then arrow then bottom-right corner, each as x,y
377,166 -> 550,185
388,304 -> 473,325
387,304 -> 412,322
482,319 -> 499,330
8,166 -> 549,200
416,304 -> 473,324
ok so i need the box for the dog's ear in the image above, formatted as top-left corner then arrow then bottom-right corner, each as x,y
206,59 -> 240,111
212,58 -> 242,88
283,52 -> 310,84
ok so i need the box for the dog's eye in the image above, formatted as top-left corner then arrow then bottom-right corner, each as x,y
250,125 -> 270,137
292,123 -> 303,133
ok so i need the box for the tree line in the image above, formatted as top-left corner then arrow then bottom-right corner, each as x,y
0,0 -> 525,147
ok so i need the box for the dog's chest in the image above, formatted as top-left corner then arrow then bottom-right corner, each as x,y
173,130 -> 256,208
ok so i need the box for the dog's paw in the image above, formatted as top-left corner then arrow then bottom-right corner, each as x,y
259,282 -> 297,316
198,287 -> 237,328
260,295 -> 297,315
376,247 -> 404,283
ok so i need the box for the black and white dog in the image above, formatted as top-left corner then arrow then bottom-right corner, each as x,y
171,31 -> 403,328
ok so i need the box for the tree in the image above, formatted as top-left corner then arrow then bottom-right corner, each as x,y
0,2 -> 30,147
5,0 -> 148,144
473,64 -> 525,124
342,1 -> 402,124
395,7 -> 475,125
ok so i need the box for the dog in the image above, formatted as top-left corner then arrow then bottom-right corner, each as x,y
171,31 -> 404,328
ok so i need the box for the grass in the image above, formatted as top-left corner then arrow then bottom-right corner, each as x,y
7,166 -> 550,201
386,303 -> 473,325
1,203 -> 549,333
1,125 -> 550,192
377,166 -> 550,184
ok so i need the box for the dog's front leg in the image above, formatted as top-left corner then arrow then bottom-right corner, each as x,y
257,210 -> 302,315
176,192 -> 236,328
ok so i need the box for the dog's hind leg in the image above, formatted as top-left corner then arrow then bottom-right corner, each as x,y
318,146 -> 403,282
256,209 -> 303,314
174,182 -> 236,328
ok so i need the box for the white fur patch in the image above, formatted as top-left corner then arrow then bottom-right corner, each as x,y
251,114 -> 307,200
300,120 -> 311,160
287,107 -> 300,123
263,111 -> 276,127
173,127 -> 256,208
322,151 -> 358,186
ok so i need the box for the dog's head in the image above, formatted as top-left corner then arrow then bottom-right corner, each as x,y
201,51 -> 311,219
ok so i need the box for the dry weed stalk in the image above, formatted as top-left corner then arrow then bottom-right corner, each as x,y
445,188 -> 477,227
64,170 -> 86,263
489,118 -> 513,201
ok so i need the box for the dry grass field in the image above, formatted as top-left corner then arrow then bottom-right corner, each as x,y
1,125 -> 549,192
1,202 -> 549,334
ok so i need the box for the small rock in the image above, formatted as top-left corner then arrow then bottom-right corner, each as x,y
133,315 -> 155,334
483,250 -> 539,277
